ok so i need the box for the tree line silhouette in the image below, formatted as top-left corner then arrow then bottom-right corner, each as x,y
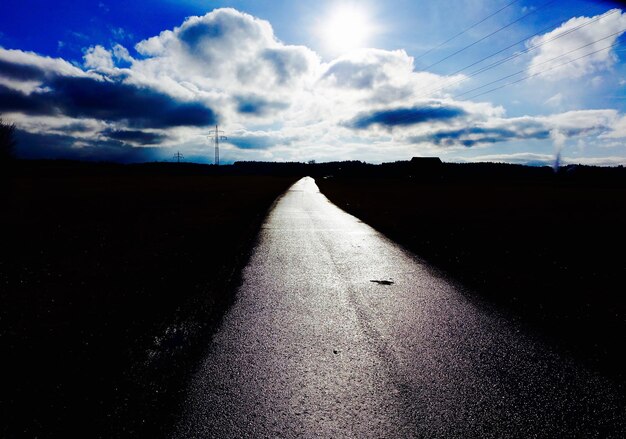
0,118 -> 16,164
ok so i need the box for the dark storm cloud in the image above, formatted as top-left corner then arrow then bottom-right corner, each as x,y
409,124 -> 550,147
235,95 -> 289,116
13,130 -> 77,159
0,58 -> 46,81
346,104 -> 466,129
0,84 -> 52,113
14,129 -> 165,163
0,64 -> 218,128
51,76 -> 216,128
103,129 -> 168,145
409,125 -> 551,147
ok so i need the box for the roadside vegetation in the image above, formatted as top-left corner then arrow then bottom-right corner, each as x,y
0,118 -> 16,164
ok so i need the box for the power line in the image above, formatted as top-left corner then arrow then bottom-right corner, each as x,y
415,8 -> 618,98
453,28 -> 626,99
344,4 -> 622,128
423,0 -> 558,71
367,29 -> 624,127
462,8 -> 617,74
415,0 -> 522,60
458,42 -> 618,101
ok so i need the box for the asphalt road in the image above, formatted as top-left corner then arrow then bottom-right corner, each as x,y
174,177 -> 625,438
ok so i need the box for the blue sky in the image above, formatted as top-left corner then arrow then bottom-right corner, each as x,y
2,0 -> 626,165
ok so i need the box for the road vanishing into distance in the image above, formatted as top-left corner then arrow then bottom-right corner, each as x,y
174,177 -> 625,438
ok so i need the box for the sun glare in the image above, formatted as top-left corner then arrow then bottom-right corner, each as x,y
320,4 -> 373,55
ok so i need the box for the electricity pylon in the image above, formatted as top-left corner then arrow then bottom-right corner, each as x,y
208,125 -> 227,165
173,151 -> 184,163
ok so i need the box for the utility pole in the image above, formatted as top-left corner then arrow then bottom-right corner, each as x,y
208,125 -> 227,165
173,151 -> 184,163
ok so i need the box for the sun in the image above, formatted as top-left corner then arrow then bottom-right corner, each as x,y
319,4 -> 373,55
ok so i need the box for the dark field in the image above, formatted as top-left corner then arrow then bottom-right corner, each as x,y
3,159 -> 625,437
317,163 -> 626,383
1,161 -> 298,437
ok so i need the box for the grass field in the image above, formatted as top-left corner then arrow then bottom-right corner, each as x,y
1,162 -> 298,437
317,168 -> 626,383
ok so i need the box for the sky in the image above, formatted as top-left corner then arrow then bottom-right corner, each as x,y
2,0 -> 626,165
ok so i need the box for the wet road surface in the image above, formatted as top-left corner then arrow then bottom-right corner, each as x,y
174,177 -> 625,438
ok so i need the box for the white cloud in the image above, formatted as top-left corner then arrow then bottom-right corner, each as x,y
128,8 -> 326,126
0,47 -> 86,78
125,8 -> 470,137
545,93 -> 563,107
1,8 -> 626,165
600,114 -> 626,138
83,45 -> 114,70
467,152 -> 554,165
133,9 -> 320,93
0,47 -> 90,93
112,44 -> 132,63
3,112 -> 107,138
590,75 -> 604,87
463,152 -> 626,167
319,49 -> 462,102
565,156 -> 626,166
544,109 -> 618,135
527,9 -> 626,80
111,27 -> 132,42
